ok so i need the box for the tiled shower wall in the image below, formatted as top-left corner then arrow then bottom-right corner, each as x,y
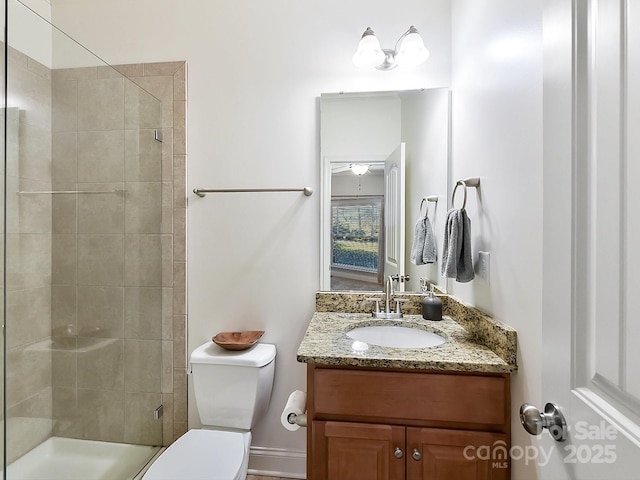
3,46 -> 54,464
50,61 -> 187,447
1,49 -> 187,463
114,61 -> 188,444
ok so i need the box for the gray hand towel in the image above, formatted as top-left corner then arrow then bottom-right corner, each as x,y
422,217 -> 437,264
441,208 -> 474,283
410,216 -> 427,265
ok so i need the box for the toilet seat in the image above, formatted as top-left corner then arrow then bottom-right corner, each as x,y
143,429 -> 248,480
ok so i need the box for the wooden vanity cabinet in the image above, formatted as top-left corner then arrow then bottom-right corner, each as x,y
306,365 -> 511,480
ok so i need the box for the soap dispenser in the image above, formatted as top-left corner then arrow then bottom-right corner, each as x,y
421,284 -> 442,321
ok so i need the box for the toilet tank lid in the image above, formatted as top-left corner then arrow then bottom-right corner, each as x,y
190,341 -> 276,367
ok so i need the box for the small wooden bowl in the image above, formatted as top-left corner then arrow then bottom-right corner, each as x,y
212,330 -> 265,351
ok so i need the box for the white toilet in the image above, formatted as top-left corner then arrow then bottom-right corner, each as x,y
143,340 -> 277,480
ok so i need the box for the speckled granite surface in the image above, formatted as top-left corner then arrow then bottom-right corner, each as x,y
297,312 -> 515,373
310,291 -> 518,370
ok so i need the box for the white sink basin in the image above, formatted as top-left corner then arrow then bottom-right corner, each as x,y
346,325 -> 446,349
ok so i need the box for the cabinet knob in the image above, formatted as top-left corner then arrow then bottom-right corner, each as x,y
412,449 -> 422,461
394,447 -> 404,459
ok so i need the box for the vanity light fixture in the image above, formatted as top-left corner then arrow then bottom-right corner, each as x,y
350,164 -> 369,175
352,25 -> 430,71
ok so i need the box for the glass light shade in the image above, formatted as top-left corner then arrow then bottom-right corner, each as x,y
352,30 -> 385,68
395,30 -> 430,67
350,164 -> 369,175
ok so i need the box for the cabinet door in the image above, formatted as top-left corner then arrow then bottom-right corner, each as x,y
312,421 -> 405,480
406,428 -> 509,480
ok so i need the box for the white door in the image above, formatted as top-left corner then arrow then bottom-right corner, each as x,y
383,143 -> 406,290
540,1 -> 640,478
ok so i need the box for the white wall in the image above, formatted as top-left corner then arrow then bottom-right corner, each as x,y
47,0 -> 452,476
401,88 -> 450,291
451,1 -> 543,479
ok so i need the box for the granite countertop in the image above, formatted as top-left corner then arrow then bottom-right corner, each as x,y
296,312 -> 516,374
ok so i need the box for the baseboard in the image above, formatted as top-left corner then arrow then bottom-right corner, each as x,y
248,446 -> 306,479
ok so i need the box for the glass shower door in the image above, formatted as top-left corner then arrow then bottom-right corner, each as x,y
3,1 -> 165,478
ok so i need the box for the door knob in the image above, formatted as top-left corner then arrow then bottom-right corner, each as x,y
411,448 -> 422,461
394,447 -> 403,459
520,402 -> 567,441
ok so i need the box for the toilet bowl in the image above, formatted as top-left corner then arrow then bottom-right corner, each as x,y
143,341 -> 276,480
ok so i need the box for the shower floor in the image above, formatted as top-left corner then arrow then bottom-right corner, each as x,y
3,437 -> 161,480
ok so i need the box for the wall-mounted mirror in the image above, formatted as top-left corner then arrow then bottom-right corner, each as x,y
320,88 -> 451,293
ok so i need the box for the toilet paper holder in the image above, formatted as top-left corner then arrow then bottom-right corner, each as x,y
287,412 -> 307,428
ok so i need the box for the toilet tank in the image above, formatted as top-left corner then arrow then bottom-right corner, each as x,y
190,341 -> 276,430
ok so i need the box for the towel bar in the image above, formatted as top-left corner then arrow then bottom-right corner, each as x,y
193,187 -> 313,197
451,177 -> 480,209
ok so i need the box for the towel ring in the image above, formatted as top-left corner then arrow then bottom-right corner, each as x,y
451,178 -> 480,209
420,196 -> 439,218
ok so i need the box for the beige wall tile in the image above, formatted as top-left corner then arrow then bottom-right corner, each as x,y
125,79 -> 163,130
125,129 -> 162,182
144,62 -> 184,76
161,129 -> 174,182
6,344 -> 52,408
124,339 -> 162,393
125,182 -> 163,233
10,59 -> 51,129
51,285 -> 77,337
173,208 -> 186,263
124,287 -> 163,340
52,338 -> 78,388
52,234 -> 77,284
5,286 -> 51,349
77,234 -> 124,286
52,77 -> 78,133
19,123 -> 52,182
162,287 -> 174,340
77,338 -> 124,390
53,386 -> 80,438
12,179 -> 52,234
162,340 -> 173,394
161,393 -> 174,447
173,64 -> 186,102
77,183 -> 125,234
77,286 -> 124,338
112,64 -> 145,78
5,234 -> 52,291
77,389 -> 124,442
124,392 -> 163,445
6,388 -> 53,464
52,132 -> 78,183
77,130 -> 125,182
173,421 -> 187,440
77,78 -> 124,131
53,67 -> 98,81
52,184 -> 77,234
125,235 -> 163,286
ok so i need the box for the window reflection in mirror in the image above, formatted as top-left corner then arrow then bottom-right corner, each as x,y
320,88 -> 451,294
331,164 -> 384,290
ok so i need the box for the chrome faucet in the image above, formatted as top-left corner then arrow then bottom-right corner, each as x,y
367,275 -> 408,319
384,275 -> 395,315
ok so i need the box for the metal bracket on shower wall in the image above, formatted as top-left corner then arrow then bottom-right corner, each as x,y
154,129 -> 163,142
154,404 -> 164,420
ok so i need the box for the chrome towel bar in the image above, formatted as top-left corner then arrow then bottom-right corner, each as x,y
193,187 -> 313,197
